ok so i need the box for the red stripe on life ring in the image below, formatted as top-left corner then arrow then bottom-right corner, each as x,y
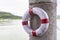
22,21 -> 28,25
41,19 -> 49,23
29,8 -> 33,15
32,30 -> 36,36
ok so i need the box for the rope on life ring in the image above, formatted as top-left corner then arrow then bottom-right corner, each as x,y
22,7 -> 49,36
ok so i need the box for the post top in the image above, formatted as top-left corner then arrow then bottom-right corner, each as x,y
29,0 -> 56,3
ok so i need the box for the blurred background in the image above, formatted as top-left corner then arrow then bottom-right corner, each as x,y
0,0 -> 59,40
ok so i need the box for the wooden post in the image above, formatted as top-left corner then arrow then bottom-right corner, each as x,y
29,0 -> 57,40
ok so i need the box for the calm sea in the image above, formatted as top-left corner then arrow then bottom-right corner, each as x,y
0,19 -> 59,40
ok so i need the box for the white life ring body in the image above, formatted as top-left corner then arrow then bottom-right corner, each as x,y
22,7 -> 49,36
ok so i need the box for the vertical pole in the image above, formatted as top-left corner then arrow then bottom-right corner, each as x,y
29,0 -> 57,40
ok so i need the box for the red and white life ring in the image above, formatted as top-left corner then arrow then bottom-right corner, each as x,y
22,7 -> 49,36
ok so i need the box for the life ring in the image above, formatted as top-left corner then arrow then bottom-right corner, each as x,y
22,7 -> 49,36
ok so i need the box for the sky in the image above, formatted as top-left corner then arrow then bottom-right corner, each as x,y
0,0 -> 29,16
57,0 -> 60,15
0,0 -> 59,16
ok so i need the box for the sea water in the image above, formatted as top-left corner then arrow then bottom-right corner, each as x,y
0,19 -> 59,40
